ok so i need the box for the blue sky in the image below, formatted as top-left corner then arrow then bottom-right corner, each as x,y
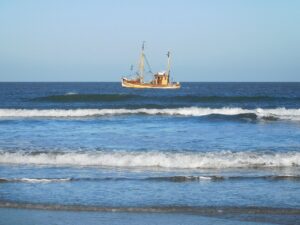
0,0 -> 299,81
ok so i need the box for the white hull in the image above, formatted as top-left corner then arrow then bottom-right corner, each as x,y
121,79 -> 180,89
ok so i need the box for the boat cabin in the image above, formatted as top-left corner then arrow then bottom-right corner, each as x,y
153,72 -> 169,85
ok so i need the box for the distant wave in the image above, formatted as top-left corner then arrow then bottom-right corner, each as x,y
33,94 -> 139,102
146,175 -> 300,182
174,95 -> 300,103
0,178 -> 71,183
65,92 -> 78,95
0,150 -> 299,169
32,94 -> 300,103
1,175 -> 299,183
1,201 -> 300,215
0,107 -> 300,121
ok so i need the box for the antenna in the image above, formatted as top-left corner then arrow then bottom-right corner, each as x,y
138,41 -> 146,82
166,51 -> 171,74
166,51 -> 171,84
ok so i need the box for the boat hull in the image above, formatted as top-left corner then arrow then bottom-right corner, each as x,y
121,78 -> 180,89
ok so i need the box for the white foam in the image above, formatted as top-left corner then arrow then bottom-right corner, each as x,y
0,107 -> 300,120
18,178 -> 71,183
0,151 -> 299,169
197,176 -> 212,180
65,92 -> 77,95
0,177 -> 71,183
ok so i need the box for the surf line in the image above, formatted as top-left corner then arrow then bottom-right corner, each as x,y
1,201 -> 300,215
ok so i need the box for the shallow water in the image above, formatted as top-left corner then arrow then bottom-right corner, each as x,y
0,82 -> 300,224
2,208 -> 287,225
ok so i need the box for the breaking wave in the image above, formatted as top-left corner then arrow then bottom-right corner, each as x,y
0,107 -> 300,121
0,150 -> 299,169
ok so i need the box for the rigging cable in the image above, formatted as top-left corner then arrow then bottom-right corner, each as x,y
144,54 -> 153,74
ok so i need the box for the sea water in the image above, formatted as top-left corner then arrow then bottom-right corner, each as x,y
0,82 -> 300,225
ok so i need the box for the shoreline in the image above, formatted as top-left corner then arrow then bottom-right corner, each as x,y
1,201 -> 300,215
0,206 -> 298,225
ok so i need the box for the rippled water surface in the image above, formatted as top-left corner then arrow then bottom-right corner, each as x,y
0,82 -> 300,225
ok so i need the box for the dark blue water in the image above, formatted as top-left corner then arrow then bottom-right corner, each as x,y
0,82 -> 300,224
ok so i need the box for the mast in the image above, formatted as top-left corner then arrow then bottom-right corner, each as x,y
166,51 -> 171,84
138,42 -> 145,82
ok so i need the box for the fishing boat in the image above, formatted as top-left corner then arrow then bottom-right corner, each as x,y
121,43 -> 180,89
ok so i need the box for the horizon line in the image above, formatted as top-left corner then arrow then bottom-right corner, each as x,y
1,81 -> 300,83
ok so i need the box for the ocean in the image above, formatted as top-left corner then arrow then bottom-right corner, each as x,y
0,82 -> 300,225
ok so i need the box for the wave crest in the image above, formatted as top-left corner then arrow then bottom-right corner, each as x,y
33,94 -> 138,102
0,107 -> 300,121
0,150 -> 299,169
